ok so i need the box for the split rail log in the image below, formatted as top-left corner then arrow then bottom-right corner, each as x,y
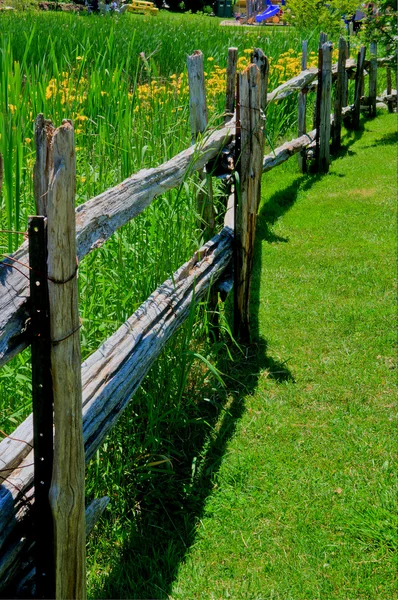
0,122 -> 322,487
267,68 -> 318,104
187,50 -> 215,237
263,128 -> 316,172
0,227 -> 234,591
0,53 -> 362,371
234,63 -> 264,341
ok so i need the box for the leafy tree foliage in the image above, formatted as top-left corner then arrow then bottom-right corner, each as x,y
284,0 -> 358,31
362,0 -> 398,51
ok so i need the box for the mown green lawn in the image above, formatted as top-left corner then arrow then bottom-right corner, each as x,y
168,113 -> 397,600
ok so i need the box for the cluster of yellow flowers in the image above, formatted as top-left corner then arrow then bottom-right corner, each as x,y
134,73 -> 188,112
45,71 -> 87,105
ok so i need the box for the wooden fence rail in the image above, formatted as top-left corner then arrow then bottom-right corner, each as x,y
0,37 -> 396,597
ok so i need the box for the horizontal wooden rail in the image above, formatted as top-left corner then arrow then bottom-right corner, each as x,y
0,226 -> 233,590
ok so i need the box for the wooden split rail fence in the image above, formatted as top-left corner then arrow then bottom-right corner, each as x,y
0,35 -> 396,599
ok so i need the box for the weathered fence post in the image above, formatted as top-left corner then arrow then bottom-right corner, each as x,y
187,50 -> 215,238
251,47 -> 269,113
315,41 -> 333,173
298,40 -> 308,172
234,63 -> 264,341
47,121 -> 86,600
29,216 -> 56,600
352,46 -> 366,129
368,42 -> 377,118
332,36 -> 348,151
251,47 -> 268,213
33,114 -> 54,216
225,47 -> 238,123
314,33 -> 327,149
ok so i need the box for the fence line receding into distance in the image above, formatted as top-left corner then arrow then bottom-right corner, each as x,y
0,36 -> 396,598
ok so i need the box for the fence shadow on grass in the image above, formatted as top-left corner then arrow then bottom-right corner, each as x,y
361,129 -> 397,148
89,336 -> 294,599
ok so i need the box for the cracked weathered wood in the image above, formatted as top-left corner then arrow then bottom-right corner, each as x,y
8,496 -> 109,599
0,57 -> 372,372
225,47 -> 238,122
33,114 -> 54,216
252,48 -> 268,112
267,68 -> 318,104
234,64 -> 263,341
263,128 -> 316,172
187,50 -> 208,140
0,50 -> 367,371
46,121 -> 86,600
